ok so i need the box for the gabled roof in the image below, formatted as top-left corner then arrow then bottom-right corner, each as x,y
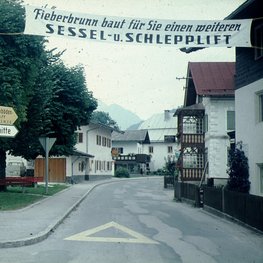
72,150 -> 94,158
112,130 -> 150,143
189,62 -> 235,96
89,121 -> 121,133
174,103 -> 205,116
226,0 -> 258,19
185,62 -> 235,106
138,111 -> 176,130
138,111 -> 177,142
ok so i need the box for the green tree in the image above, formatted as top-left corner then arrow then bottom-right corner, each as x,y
0,1 -> 97,190
227,142 -> 250,193
0,0 -> 48,189
91,111 -> 120,130
45,63 -> 97,156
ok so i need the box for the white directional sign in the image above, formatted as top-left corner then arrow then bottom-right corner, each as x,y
0,125 -> 18,138
0,106 -> 18,125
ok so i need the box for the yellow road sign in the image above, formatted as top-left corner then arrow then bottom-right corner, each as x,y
65,221 -> 159,244
0,106 -> 18,125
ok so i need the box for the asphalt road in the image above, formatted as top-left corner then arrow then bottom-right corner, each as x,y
1,177 -> 263,263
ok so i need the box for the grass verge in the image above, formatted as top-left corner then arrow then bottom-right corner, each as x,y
0,184 -> 69,211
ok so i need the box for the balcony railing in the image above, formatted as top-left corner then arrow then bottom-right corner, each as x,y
181,133 -> 204,144
181,168 -> 203,181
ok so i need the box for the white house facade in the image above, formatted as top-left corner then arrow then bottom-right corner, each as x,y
203,97 -> 235,183
138,110 -> 178,172
176,62 -> 235,184
68,122 -> 115,181
111,130 -> 151,174
228,0 -> 263,196
235,79 -> 263,196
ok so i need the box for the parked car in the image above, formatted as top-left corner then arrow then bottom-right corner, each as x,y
6,161 -> 27,177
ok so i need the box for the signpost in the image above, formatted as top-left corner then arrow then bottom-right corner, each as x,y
0,106 -> 18,139
39,137 -> 56,194
0,125 -> 18,138
0,106 -> 18,125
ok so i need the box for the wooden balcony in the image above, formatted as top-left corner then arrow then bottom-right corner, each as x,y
181,133 -> 204,145
181,168 -> 203,181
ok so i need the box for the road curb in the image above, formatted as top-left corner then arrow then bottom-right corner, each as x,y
0,177 -> 158,248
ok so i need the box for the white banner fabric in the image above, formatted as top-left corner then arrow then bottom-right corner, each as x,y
24,6 -> 252,48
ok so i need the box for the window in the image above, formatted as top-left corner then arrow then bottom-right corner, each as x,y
164,135 -> 176,143
227,111 -> 235,130
107,138 -> 112,148
95,160 -> 102,172
107,161 -> 112,171
78,161 -> 85,172
259,164 -> 263,193
96,135 -> 101,145
204,114 -> 208,132
258,92 -> 263,122
112,147 -> 123,154
149,146 -> 153,154
183,154 -> 203,168
254,24 -> 263,60
183,116 -> 203,134
168,146 -> 173,153
76,132 -> 83,143
102,137 -> 107,147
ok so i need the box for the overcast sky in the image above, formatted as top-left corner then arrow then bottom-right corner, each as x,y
23,0 -> 246,120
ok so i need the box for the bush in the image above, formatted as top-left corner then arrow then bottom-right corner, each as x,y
115,167 -> 130,178
227,142 -> 250,193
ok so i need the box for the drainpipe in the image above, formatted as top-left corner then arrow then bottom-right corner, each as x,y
71,156 -> 80,184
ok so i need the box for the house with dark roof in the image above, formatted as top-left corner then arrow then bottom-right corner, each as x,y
175,62 -> 235,184
111,130 -> 151,174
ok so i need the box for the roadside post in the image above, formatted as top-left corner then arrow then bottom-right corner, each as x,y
39,137 -> 56,194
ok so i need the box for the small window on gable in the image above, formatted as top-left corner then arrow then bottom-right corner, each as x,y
149,146 -> 153,154
227,111 -> 235,131
254,24 -> 263,60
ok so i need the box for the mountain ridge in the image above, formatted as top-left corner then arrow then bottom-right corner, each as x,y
97,101 -> 142,130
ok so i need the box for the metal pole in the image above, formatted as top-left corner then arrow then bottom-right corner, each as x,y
45,137 -> 49,194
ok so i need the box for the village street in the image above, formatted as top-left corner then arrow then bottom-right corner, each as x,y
0,177 -> 262,263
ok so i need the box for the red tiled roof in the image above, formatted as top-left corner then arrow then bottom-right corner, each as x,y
189,62 -> 235,96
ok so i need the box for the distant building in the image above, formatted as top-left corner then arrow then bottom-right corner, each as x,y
34,122 -> 118,182
74,122 -> 117,181
175,62 -> 235,184
112,130 -> 151,174
137,110 -> 179,172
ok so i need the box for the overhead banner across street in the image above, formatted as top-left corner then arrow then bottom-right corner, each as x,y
24,6 -> 253,48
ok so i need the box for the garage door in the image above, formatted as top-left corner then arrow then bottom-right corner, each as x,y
34,158 -> 66,183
